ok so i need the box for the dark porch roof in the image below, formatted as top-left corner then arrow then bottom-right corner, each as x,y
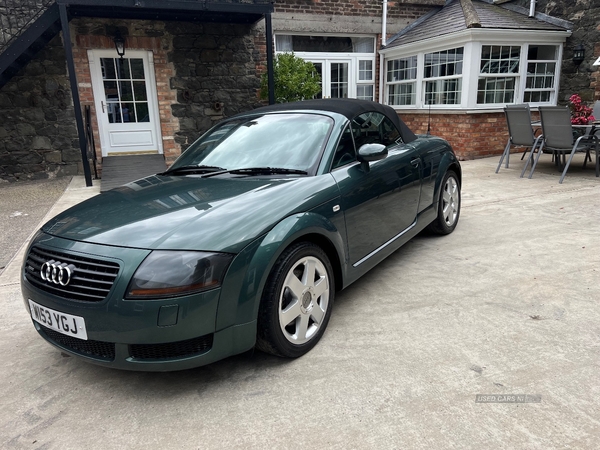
59,0 -> 273,24
1,0 -> 274,89
385,0 -> 570,49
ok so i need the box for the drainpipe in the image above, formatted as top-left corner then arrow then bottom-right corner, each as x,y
379,0 -> 388,103
379,52 -> 385,103
529,0 -> 536,17
382,0 -> 388,47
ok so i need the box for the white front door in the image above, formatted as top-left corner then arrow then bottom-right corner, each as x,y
88,50 -> 162,156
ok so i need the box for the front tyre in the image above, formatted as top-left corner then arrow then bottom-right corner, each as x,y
427,170 -> 461,235
256,242 -> 334,358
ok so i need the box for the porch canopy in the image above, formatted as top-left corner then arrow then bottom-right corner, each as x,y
55,0 -> 275,186
61,0 -> 273,24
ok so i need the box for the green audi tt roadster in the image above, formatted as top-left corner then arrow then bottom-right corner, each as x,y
22,99 -> 461,371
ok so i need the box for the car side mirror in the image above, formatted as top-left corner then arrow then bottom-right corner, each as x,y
357,143 -> 387,171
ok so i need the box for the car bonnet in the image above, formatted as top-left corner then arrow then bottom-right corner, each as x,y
41,174 -> 338,254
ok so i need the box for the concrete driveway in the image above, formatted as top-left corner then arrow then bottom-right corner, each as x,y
0,177 -> 71,275
1,156 -> 599,449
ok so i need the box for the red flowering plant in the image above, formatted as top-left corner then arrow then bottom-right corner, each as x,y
568,94 -> 595,125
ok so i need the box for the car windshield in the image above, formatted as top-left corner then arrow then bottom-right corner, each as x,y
169,113 -> 334,173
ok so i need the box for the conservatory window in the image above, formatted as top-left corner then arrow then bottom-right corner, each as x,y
386,56 -> 417,106
385,38 -> 563,109
523,45 -> 558,104
477,45 -> 520,104
423,47 -> 463,105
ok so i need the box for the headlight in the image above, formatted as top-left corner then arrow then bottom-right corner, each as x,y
126,251 -> 233,299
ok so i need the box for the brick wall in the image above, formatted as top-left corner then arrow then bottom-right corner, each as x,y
399,111 -> 524,160
274,0 -> 442,18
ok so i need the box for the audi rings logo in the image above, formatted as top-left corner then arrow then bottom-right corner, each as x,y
40,260 -> 76,286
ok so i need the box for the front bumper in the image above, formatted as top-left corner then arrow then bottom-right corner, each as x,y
21,234 -> 255,371
30,319 -> 256,371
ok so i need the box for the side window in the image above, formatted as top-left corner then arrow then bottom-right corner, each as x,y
380,116 -> 401,146
352,112 -> 402,149
331,124 -> 356,170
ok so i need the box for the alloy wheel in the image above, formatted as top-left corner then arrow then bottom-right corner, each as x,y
442,176 -> 459,227
278,256 -> 330,345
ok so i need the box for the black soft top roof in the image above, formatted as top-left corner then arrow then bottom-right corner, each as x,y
249,99 -> 417,144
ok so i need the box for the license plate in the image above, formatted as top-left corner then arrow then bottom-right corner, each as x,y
28,300 -> 88,340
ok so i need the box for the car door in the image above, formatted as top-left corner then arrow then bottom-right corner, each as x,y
330,112 -> 421,266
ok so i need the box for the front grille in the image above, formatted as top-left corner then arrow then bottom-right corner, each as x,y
39,326 -> 115,361
130,334 -> 214,360
24,246 -> 120,302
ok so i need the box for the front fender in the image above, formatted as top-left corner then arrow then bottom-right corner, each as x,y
215,209 -> 346,331
433,151 -> 461,206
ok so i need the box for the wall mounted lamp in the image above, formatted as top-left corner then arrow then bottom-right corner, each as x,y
114,33 -> 126,59
573,44 -> 585,66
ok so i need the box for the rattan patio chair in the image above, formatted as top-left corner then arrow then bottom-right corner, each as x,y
496,104 -> 543,173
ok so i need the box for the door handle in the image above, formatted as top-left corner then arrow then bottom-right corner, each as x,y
410,158 -> 420,167
101,101 -> 106,113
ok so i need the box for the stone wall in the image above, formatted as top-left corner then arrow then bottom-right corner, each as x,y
166,21 -> 265,156
0,0 -> 50,50
0,34 -> 81,182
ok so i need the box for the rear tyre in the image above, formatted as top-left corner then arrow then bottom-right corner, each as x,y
427,170 -> 461,235
256,242 -> 334,358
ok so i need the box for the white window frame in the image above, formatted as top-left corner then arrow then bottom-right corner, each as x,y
386,55 -> 418,106
357,59 -> 375,100
381,29 -> 569,111
477,45 -> 521,105
521,44 -> 560,105
274,33 -> 377,100
422,47 -> 465,107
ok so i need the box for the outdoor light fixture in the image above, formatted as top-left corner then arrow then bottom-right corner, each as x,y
573,44 -> 585,66
113,33 -> 126,59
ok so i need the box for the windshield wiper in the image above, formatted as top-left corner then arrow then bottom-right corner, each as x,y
163,165 -> 308,178
227,167 -> 308,176
161,165 -> 227,176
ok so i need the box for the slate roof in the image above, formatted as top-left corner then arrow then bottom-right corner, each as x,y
385,0 -> 570,49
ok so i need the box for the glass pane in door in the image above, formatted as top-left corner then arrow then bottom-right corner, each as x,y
312,62 -> 323,99
330,62 -> 348,98
101,57 -> 149,124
